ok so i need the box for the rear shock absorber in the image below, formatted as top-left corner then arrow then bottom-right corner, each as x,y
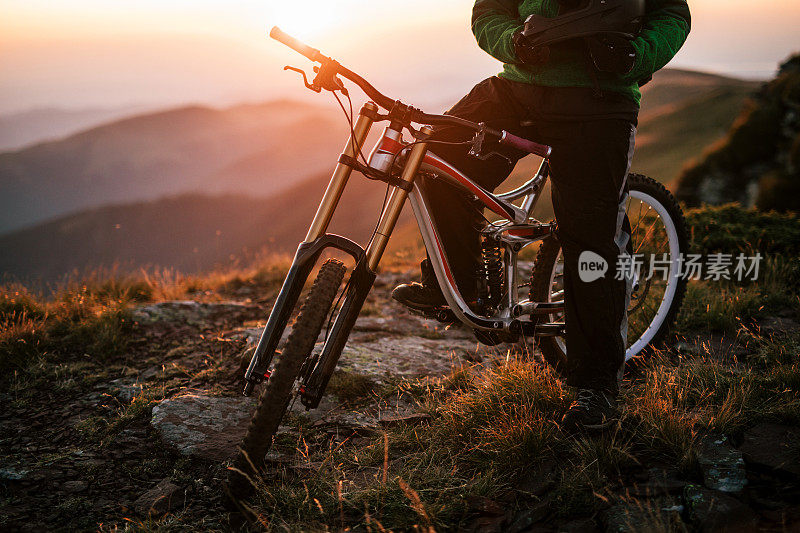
480,237 -> 504,311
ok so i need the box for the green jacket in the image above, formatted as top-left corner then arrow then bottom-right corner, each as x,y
471,0 -> 691,106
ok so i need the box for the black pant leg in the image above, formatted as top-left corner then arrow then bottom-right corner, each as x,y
542,119 -> 636,394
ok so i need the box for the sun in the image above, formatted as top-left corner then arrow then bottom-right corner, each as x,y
266,2 -> 349,41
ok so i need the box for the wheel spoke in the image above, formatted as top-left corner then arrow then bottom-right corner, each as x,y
635,211 -> 661,254
630,199 -> 645,239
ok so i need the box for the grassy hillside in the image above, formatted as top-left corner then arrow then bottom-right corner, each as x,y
1,204 -> 798,531
633,85 -> 756,185
637,68 -> 759,120
675,54 -> 800,211
0,100 -> 348,234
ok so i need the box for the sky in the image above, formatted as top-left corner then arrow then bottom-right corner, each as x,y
1,0 -> 799,114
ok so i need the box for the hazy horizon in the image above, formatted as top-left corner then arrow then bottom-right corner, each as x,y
1,0 -> 798,116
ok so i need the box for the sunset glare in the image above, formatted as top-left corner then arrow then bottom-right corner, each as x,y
266,1 -> 356,40
0,0 -> 798,113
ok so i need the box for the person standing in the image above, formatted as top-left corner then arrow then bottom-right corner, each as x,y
392,0 -> 690,432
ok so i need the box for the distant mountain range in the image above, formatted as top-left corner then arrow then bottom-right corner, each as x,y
0,106 -> 145,152
0,100 -> 349,234
0,68 -> 762,283
0,178 -> 397,284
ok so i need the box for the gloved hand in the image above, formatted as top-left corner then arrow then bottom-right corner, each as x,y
512,30 -> 550,66
586,34 -> 637,74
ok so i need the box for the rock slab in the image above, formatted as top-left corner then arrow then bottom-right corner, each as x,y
133,301 -> 257,325
698,436 -> 747,492
739,423 -> 800,478
683,485 -> 757,532
150,393 -> 255,461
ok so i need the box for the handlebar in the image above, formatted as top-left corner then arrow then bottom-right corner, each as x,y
269,27 -> 325,63
499,131 -> 552,158
269,26 -> 552,159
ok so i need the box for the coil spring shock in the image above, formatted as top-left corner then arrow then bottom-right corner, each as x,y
480,238 -> 504,310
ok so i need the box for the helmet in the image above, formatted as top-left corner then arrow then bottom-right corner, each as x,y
520,0 -> 645,49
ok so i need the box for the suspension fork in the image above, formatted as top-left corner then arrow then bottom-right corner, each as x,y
242,102 -> 378,396
300,126 -> 434,408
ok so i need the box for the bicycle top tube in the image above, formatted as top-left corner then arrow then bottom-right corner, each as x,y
269,27 -> 552,159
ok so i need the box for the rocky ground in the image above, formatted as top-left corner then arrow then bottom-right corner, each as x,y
1,268 -> 799,531
0,270 -> 509,530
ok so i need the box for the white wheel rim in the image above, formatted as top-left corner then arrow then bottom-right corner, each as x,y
545,188 -> 681,361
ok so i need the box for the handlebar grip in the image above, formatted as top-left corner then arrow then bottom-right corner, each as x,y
499,131 -> 552,158
269,26 -> 324,62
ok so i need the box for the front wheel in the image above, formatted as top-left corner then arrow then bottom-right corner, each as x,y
530,174 -> 688,374
226,258 -> 345,501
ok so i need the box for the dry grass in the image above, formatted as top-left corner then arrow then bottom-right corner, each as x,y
236,335 -> 800,529
3,203 -> 799,530
0,254 -> 297,421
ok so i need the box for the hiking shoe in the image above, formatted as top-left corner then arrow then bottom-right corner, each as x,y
391,259 -> 446,311
560,388 -> 619,434
391,282 -> 447,310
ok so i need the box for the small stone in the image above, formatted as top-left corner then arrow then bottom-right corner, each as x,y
673,341 -> 700,355
683,484 -> 757,532
507,502 -> 550,533
757,316 -> 800,337
109,378 -> 143,403
561,517 -> 601,532
698,436 -> 747,492
62,480 -> 88,493
467,514 -> 507,533
139,366 -> 160,380
133,479 -> 184,516
739,423 -> 800,478
0,466 -> 29,481
630,471 -> 686,497
466,495 -> 505,516
378,413 -> 432,427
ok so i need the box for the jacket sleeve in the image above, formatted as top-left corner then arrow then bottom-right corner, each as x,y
471,0 -> 524,64
625,0 -> 691,83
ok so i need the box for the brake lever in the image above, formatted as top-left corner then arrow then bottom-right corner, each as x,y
468,127 -> 512,164
283,66 -> 320,93
312,65 -> 348,96
468,129 -> 488,159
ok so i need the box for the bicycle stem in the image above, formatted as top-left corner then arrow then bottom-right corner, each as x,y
365,126 -> 434,271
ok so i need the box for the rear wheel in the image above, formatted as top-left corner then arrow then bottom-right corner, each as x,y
530,174 -> 688,374
226,258 -> 345,501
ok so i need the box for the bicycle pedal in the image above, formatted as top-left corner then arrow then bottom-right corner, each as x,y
431,307 -> 456,323
534,322 -> 565,337
407,306 -> 456,324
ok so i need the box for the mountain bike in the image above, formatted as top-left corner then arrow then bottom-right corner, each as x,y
227,27 -> 688,498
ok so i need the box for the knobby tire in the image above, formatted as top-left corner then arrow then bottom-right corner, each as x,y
226,258 -> 346,502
